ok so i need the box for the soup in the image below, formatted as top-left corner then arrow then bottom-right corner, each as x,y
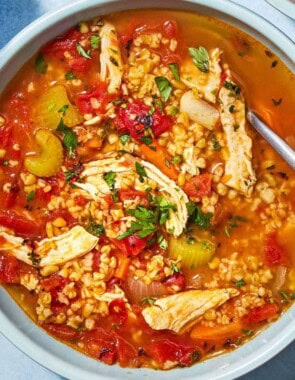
0,9 -> 294,369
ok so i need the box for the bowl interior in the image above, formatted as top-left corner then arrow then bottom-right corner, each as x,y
0,1 -> 294,379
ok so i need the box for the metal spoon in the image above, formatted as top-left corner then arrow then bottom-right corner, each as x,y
247,110 -> 295,170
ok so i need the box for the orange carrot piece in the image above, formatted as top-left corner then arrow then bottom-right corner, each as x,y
191,320 -> 242,341
115,257 -> 131,280
139,142 -> 178,181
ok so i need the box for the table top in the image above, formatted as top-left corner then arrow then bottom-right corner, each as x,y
0,1 -> 294,379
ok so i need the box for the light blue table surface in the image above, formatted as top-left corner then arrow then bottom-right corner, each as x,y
0,1 -> 294,379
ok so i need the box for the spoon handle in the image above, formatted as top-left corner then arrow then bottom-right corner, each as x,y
247,110 -> 295,170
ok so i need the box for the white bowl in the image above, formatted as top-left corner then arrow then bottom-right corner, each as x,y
0,1 -> 294,379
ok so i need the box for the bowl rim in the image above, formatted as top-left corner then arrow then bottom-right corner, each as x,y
0,0 -> 294,379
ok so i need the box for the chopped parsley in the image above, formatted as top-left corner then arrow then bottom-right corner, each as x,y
233,124 -> 240,132
77,43 -> 91,59
266,164 -> 276,170
28,251 -> 41,266
212,137 -> 221,151
2,160 -> 9,167
272,97 -> 282,106
224,80 -> 240,97
229,105 -> 235,113
90,35 -> 101,49
135,162 -> 147,182
234,279 -> 246,287
65,71 -> 77,80
186,202 -> 213,230
168,106 -> 179,116
141,297 -> 156,306
171,261 -> 181,274
35,53 -> 48,74
56,118 -> 78,154
86,219 -> 105,237
140,136 -> 153,145
103,171 -> 116,190
120,134 -> 130,145
169,63 -> 180,80
172,155 -> 182,164
188,46 -> 209,73
58,104 -> 69,116
187,236 -> 196,245
157,233 -> 168,250
242,329 -> 254,336
26,191 -> 35,202
155,76 -> 173,102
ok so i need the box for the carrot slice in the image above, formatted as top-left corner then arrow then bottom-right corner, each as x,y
191,320 -> 242,341
115,257 -> 131,280
139,142 -> 178,181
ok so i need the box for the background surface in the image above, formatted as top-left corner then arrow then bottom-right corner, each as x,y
0,0 -> 294,379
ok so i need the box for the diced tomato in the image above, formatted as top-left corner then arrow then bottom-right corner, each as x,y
41,323 -> 80,341
111,234 -> 149,257
4,181 -> 19,208
41,29 -> 82,59
220,69 -> 228,86
76,82 -> 113,114
264,232 -> 288,267
119,189 -> 148,202
104,194 -> 115,206
163,20 -> 178,37
46,209 -> 76,226
107,276 -> 123,290
0,126 -> 12,147
165,273 -> 185,291
148,339 -> 199,367
69,56 -> 92,73
243,303 -> 279,324
183,174 -> 212,198
109,298 -> 128,324
116,334 -> 139,367
74,195 -> 88,206
0,254 -> 20,284
115,100 -> 173,141
92,250 -> 101,271
36,177 -> 60,203
0,210 -> 40,238
41,274 -> 69,292
80,327 -> 118,365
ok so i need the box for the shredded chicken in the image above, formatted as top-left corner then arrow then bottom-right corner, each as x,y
100,22 -> 123,94
35,226 -> 99,267
219,78 -> 256,196
75,154 -> 189,237
142,288 -> 239,333
0,231 -> 32,265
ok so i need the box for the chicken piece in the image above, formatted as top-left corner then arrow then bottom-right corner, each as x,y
219,80 -> 256,196
0,231 -> 32,265
35,226 -> 98,267
75,154 -> 189,237
142,288 -> 239,333
100,22 -> 123,94
181,48 -> 222,103
180,90 -> 219,130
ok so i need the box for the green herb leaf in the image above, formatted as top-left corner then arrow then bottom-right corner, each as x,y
169,63 -> 180,80
103,171 -> 116,190
135,162 -> 147,182
171,261 -> 181,274
58,104 -> 69,116
77,43 -> 91,59
224,80 -> 240,97
168,106 -> 179,116
155,76 -> 173,102
279,291 -> 289,300
187,236 -> 196,245
120,134 -> 130,145
2,160 -> 9,167
234,279 -> 246,287
212,137 -> 221,151
86,220 -> 105,237
35,53 -> 48,74
186,202 -> 213,230
188,46 -> 209,73
272,98 -> 282,106
172,155 -> 182,164
141,297 -> 156,306
229,105 -> 235,113
56,119 -> 78,154
90,35 -> 101,49
140,136 -> 153,145
27,191 -> 35,202
65,71 -> 77,80
242,329 -> 254,336
157,233 -> 168,250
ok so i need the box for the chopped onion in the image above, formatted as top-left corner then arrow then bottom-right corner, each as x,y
126,275 -> 168,303
272,266 -> 287,293
180,90 -> 219,130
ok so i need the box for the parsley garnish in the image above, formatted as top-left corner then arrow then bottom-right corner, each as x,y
169,63 -> 180,80
141,297 -> 156,306
186,202 -> 213,230
26,191 -> 35,202
229,105 -> 235,113
188,46 -> 209,73
58,104 -> 69,116
155,76 -> 173,102
120,134 -> 130,145
212,137 -> 221,151
86,218 -> 105,237
224,80 -> 240,97
135,162 -> 147,182
77,43 -> 91,59
35,53 -> 48,74
234,279 -> 246,287
171,262 -> 181,274
140,136 -> 153,145
172,155 -> 182,164
90,35 -> 101,49
168,106 -> 179,116
28,251 -> 41,266
242,329 -> 254,336
56,119 -> 78,154
103,171 -> 116,190
157,233 -> 168,250
65,71 -> 77,80
272,97 -> 282,106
